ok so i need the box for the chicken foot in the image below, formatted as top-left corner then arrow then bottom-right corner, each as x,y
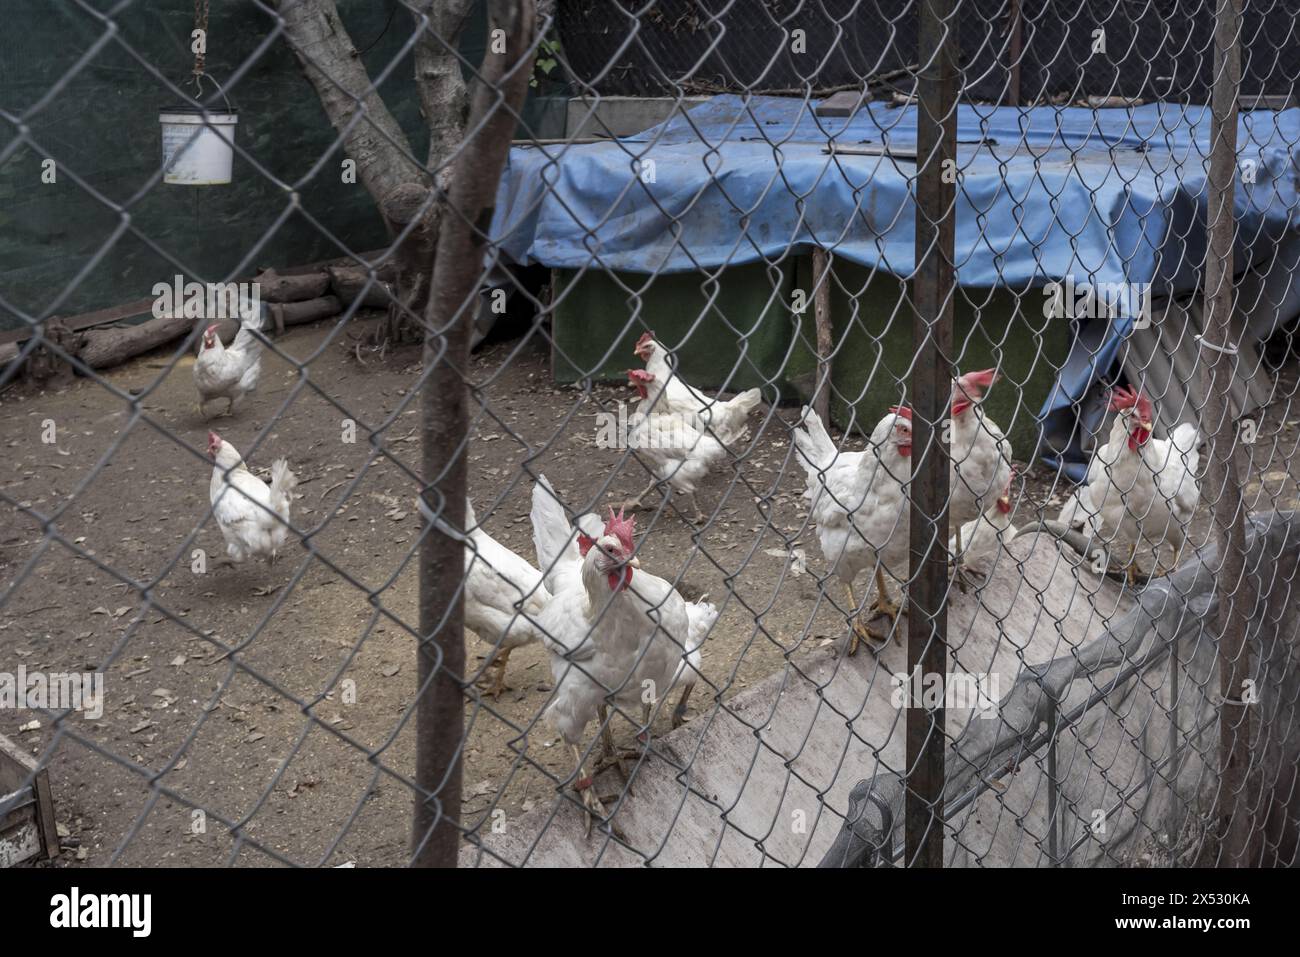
864,567 -> 905,647
595,704 -> 633,789
614,478 -> 659,515
571,744 -> 615,839
475,648 -> 513,700
671,683 -> 694,728
843,582 -> 877,657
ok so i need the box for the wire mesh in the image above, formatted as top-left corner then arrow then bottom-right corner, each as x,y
0,0 -> 1297,868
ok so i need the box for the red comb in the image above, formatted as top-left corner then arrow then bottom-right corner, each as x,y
1110,386 -> 1154,419
887,406 -> 913,421
208,430 -> 221,444
959,368 -> 998,391
604,507 -> 636,553
627,368 -> 654,382
1110,385 -> 1138,409
635,332 -> 655,349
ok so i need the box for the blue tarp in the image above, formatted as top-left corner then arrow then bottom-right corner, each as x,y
491,96 -> 1300,476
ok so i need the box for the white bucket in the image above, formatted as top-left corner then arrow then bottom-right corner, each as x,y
159,108 -> 238,185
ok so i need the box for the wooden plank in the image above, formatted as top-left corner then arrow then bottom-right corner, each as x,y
822,143 -> 919,160
0,731 -> 57,859
0,789 -> 43,868
815,90 -> 864,116
1240,93 -> 1296,111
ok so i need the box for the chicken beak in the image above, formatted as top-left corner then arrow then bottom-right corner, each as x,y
630,556 -> 641,568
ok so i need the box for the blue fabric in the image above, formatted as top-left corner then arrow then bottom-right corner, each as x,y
491,96 -> 1300,474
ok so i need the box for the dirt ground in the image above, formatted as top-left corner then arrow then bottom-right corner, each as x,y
2,311 -> 1297,867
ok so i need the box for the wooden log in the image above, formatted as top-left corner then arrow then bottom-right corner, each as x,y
328,265 -> 396,309
268,296 -> 342,331
255,267 -> 331,303
76,314 -> 194,369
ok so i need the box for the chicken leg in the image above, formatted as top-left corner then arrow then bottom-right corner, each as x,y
671,683 -> 694,728
476,648 -> 513,699
615,477 -> 658,513
843,581 -> 877,656
1160,542 -> 1185,577
596,704 -> 631,785
865,566 -> 904,645
1124,542 -> 1141,587
571,744 -> 610,838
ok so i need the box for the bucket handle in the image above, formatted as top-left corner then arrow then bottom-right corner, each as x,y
191,72 -> 236,116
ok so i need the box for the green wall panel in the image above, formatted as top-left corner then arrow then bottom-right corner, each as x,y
551,257 -> 1068,458
551,262 -> 804,397
0,0 -> 565,329
801,257 -> 1068,457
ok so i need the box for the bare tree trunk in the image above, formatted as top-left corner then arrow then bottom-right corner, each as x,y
415,1 -> 477,179
275,0 -> 482,345
273,0 -> 421,200
413,0 -> 536,869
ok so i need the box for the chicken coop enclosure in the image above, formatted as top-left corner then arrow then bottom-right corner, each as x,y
1,0 -> 1299,873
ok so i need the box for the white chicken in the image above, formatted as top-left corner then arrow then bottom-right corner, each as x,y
634,332 -> 762,444
194,307 -> 265,418
948,368 -> 1013,556
462,499 -> 551,699
1055,382 -> 1180,579
1145,421 -> 1201,572
620,368 -> 732,523
793,405 -> 913,655
950,469 -> 1019,586
530,476 -> 696,833
207,431 -> 297,566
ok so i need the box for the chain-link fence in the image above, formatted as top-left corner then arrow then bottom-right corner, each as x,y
1,0 -> 1298,869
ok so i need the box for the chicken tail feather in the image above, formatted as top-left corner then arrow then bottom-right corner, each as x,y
793,405 -> 837,475
269,458 -> 297,519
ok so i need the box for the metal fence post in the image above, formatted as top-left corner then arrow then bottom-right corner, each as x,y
1200,0 -> 1258,867
907,0 -> 958,869
412,0 -> 536,867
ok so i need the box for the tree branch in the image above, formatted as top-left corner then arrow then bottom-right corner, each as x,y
274,0 -> 423,202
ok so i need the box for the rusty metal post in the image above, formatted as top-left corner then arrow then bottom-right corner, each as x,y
1200,0 -> 1258,866
907,0 -> 957,869
1006,0 -> 1022,107
811,246 -> 833,424
412,0 -> 536,868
